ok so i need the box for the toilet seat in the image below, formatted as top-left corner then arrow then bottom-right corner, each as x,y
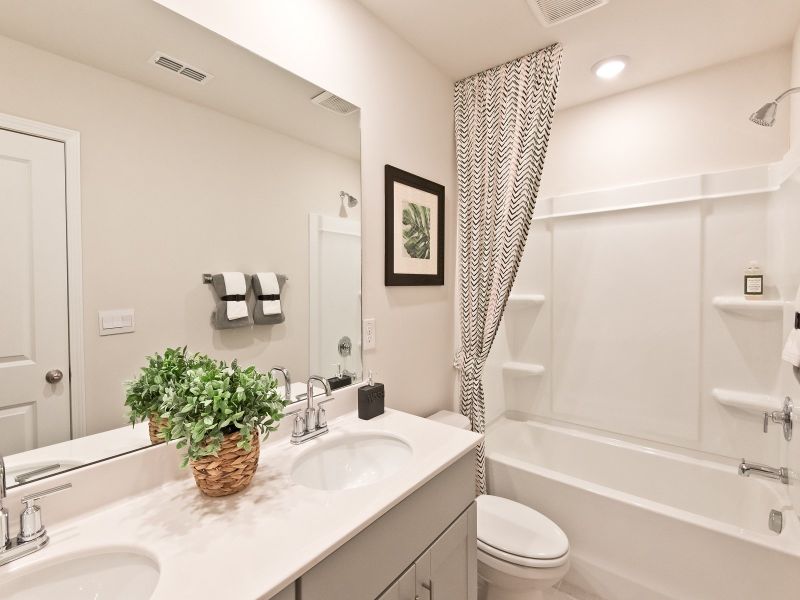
476,495 -> 569,569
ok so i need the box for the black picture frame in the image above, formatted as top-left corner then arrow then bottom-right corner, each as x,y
385,165 -> 445,286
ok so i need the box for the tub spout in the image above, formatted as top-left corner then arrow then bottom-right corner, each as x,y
738,459 -> 789,484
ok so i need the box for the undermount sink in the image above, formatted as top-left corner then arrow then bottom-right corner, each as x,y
2,550 -> 159,600
291,432 -> 413,491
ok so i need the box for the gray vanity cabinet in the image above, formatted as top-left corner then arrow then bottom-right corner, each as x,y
377,565 -> 415,600
377,504 -> 477,600
297,451 -> 477,600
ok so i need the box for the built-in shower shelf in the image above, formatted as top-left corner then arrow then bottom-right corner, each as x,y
711,296 -> 784,316
502,362 -> 545,377
712,388 -> 782,414
507,294 -> 546,309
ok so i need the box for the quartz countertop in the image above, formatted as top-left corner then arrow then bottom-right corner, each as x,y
0,409 -> 482,599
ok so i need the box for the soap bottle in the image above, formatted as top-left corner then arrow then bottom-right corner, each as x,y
744,261 -> 764,298
358,370 -> 385,420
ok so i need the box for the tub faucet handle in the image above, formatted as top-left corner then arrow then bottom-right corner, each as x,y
764,397 -> 793,441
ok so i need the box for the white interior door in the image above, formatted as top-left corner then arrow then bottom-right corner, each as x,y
0,127 -> 71,454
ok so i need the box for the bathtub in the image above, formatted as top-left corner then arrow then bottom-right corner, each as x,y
485,417 -> 800,600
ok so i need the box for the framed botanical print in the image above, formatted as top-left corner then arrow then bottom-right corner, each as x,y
384,165 -> 445,286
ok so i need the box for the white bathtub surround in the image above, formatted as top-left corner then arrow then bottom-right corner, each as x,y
781,286 -> 800,366
485,417 -> 800,600
488,158 -> 800,465
0,409 -> 481,599
454,43 -> 563,493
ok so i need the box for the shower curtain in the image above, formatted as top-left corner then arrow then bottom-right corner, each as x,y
454,43 -> 562,494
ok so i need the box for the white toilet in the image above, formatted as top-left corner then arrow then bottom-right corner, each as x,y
429,411 -> 570,600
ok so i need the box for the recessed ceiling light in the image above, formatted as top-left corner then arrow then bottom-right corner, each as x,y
592,56 -> 628,80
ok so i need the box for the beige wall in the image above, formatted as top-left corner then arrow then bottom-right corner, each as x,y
541,46 -> 792,198
0,34 -> 360,434
155,0 -> 459,417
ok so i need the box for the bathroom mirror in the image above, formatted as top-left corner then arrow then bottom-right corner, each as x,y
0,0 -> 361,487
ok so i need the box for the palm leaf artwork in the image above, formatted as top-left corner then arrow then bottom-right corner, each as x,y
401,201 -> 431,259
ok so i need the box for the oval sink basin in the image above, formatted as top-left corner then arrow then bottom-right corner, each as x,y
291,432 -> 412,491
3,550 -> 159,600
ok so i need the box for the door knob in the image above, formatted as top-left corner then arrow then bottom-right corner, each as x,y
45,369 -> 63,384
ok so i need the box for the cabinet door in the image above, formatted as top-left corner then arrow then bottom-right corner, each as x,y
416,504 -> 477,600
377,565 -> 416,600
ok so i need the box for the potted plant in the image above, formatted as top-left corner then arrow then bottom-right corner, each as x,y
124,347 -> 207,444
163,358 -> 287,497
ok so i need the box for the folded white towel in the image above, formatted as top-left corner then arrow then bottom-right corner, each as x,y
222,272 -> 248,321
782,285 -> 800,367
255,272 -> 281,316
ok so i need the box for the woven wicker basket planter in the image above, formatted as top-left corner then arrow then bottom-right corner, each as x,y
148,414 -> 170,444
190,431 -> 260,497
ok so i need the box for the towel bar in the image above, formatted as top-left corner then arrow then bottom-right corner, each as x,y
203,273 -> 288,284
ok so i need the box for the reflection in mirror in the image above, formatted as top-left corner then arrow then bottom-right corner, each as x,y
0,0 -> 361,487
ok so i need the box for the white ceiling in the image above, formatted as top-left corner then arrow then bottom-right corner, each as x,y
0,0 -> 361,159
355,0 -> 800,108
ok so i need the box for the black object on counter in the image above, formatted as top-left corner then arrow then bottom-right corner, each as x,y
358,371 -> 384,420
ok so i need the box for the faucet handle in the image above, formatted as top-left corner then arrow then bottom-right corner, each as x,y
317,396 -> 336,428
18,483 -> 71,543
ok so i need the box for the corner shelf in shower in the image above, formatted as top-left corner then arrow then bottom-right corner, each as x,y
507,294 -> 546,309
501,362 -> 545,377
711,296 -> 784,316
712,388 -> 783,414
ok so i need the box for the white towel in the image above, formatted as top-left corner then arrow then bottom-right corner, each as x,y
255,272 -> 281,316
222,272 -> 248,321
782,286 -> 800,367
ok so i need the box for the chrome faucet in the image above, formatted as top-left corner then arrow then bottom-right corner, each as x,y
0,474 -> 72,567
285,375 -> 335,444
270,366 -> 292,404
738,459 -> 789,484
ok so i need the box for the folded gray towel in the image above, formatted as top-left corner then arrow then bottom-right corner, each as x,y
210,273 -> 253,329
252,274 -> 287,325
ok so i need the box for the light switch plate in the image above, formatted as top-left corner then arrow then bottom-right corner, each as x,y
363,318 -> 376,350
98,309 -> 135,336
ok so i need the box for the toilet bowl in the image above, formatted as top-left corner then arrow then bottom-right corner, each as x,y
428,411 -> 570,600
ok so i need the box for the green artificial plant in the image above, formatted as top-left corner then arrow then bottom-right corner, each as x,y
162,358 -> 287,467
124,346 -> 209,426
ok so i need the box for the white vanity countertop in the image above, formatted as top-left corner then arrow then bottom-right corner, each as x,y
0,409 -> 482,599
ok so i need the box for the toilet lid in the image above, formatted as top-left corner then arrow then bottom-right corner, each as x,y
476,495 -> 569,563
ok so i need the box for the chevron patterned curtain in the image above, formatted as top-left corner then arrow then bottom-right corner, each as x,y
454,44 -> 562,494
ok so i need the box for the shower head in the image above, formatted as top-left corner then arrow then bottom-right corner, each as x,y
340,191 -> 358,207
749,102 -> 778,127
749,87 -> 800,127
339,191 -> 358,217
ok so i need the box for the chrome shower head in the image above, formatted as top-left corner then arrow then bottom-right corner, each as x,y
749,102 -> 778,127
339,191 -> 358,217
749,87 -> 800,127
340,191 -> 358,208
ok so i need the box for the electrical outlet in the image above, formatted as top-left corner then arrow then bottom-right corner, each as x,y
363,318 -> 376,350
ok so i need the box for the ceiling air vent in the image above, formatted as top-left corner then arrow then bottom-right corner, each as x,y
311,91 -> 359,116
526,0 -> 608,27
148,52 -> 213,85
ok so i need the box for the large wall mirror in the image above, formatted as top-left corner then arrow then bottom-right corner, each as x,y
0,1 -> 362,488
